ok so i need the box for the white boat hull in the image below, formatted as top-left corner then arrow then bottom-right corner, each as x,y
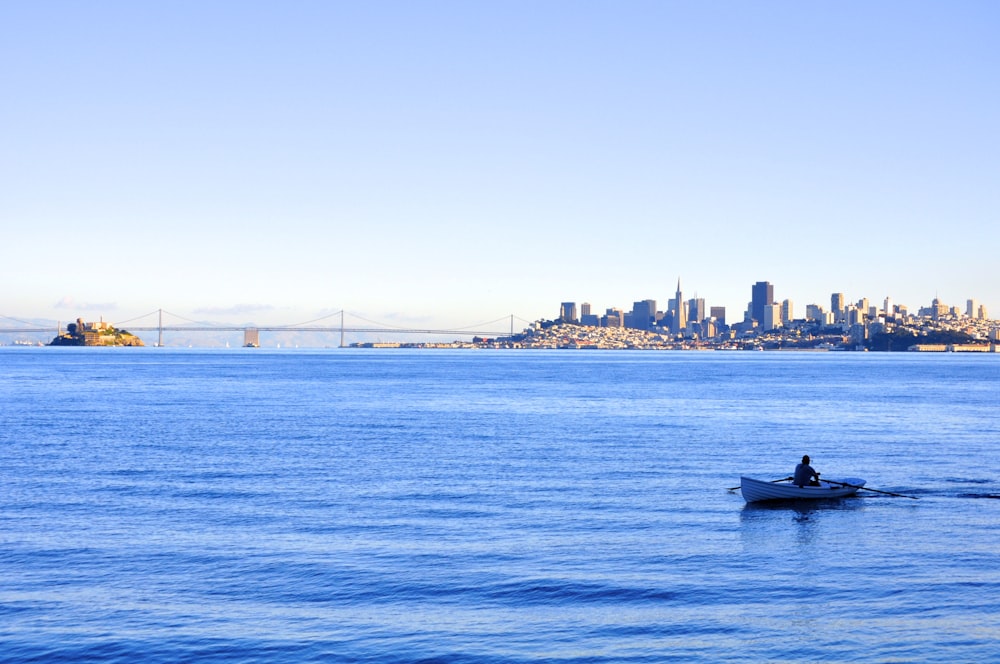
740,476 -> 866,503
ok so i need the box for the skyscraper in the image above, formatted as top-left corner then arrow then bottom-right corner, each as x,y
763,303 -> 782,331
688,297 -> 705,326
672,278 -> 686,334
831,293 -> 845,321
559,302 -> 577,323
628,300 -> 657,330
967,299 -> 980,319
751,281 -> 774,324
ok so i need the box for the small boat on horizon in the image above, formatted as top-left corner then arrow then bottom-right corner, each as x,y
740,476 -> 866,503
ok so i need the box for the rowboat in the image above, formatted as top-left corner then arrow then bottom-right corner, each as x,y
740,476 -> 866,503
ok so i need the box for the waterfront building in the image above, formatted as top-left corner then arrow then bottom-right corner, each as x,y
751,281 -> 774,325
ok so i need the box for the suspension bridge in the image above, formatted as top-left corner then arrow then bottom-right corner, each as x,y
0,310 -> 536,347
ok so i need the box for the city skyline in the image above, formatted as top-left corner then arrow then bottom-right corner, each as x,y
555,279 -> 992,332
2,3 -> 998,328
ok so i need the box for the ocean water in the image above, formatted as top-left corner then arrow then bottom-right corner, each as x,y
1,348 -> 998,662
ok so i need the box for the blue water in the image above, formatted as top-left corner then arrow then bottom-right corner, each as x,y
1,349 -> 998,662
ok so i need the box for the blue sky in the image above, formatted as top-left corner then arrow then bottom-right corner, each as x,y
2,1 -> 998,331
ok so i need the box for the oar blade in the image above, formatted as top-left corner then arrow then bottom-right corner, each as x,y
821,478 -> 918,499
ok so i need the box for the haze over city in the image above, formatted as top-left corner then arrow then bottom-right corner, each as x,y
2,2 -> 998,330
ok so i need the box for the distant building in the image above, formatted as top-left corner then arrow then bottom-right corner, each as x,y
688,298 -> 705,328
831,293 -> 845,321
560,302 -> 577,323
580,302 -> 600,326
781,299 -> 793,325
752,281 -> 774,324
857,298 -> 869,318
710,306 -> 726,327
702,318 -> 717,339
806,304 -> 824,321
672,278 -> 686,334
763,303 -> 782,331
967,299 -> 980,319
929,298 -> 948,320
602,308 -> 624,328
628,299 -> 657,330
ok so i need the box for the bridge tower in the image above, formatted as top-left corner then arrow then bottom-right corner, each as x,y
244,328 -> 260,348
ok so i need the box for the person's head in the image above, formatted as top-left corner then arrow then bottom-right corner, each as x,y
802,455 -> 810,464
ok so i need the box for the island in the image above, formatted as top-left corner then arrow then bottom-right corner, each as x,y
49,318 -> 145,347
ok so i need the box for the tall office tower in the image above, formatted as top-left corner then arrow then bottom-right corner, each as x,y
581,302 -> 592,318
688,298 -> 705,326
979,304 -> 989,320
559,302 -> 577,323
857,298 -> 869,317
751,281 -> 774,324
781,299 -> 793,324
763,303 -> 782,331
967,299 -> 980,319
884,297 -> 894,318
672,278 -> 687,334
710,306 -> 726,326
831,293 -> 845,320
806,304 -> 824,321
629,300 -> 657,330
603,308 -> 624,328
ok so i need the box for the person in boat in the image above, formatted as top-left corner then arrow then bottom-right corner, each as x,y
794,455 -> 821,487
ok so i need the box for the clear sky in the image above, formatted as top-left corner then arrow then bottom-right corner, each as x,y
2,1 -> 998,331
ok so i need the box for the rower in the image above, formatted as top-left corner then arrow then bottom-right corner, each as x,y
794,455 -> 821,487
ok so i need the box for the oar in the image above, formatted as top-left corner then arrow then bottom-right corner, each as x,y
821,478 -> 919,499
727,476 -> 792,491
